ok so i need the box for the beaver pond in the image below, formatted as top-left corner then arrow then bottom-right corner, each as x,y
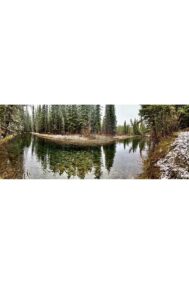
0,134 -> 150,179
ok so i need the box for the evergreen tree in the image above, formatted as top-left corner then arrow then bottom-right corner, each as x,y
32,105 -> 36,132
140,105 -> 179,142
49,105 -> 59,133
123,121 -> 127,134
177,105 -> 189,128
66,105 -> 78,134
79,105 -> 91,135
103,105 -> 117,135
93,105 -> 101,134
40,105 -> 48,133
35,105 -> 42,133
0,105 -> 25,135
23,106 -> 32,132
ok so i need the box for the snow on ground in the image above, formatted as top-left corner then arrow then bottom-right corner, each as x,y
157,132 -> 189,179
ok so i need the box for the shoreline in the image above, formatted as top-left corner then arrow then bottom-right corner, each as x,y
0,134 -> 16,145
32,132 -> 140,146
139,133 -> 179,179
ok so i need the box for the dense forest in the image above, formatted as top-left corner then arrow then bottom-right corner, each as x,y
1,105 -> 189,142
0,105 -> 116,137
140,105 -> 189,142
0,105 -> 31,136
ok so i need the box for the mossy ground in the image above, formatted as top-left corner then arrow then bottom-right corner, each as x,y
0,134 -> 16,145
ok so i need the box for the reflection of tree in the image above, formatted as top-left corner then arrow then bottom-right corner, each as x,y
140,139 -> 161,179
138,139 -> 146,158
103,143 -> 116,173
129,138 -> 140,153
33,138 -> 102,179
123,138 -> 132,149
0,135 -> 32,179
32,137 -> 50,170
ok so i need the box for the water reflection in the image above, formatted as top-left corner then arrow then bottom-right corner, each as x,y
0,135 -> 31,179
31,136 -> 103,179
0,135 -> 149,179
103,144 -> 116,173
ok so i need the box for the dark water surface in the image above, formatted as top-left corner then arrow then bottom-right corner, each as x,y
0,135 -> 149,179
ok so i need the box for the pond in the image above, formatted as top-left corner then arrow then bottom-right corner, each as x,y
0,135 -> 150,179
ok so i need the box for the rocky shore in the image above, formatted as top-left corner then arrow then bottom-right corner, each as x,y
157,132 -> 189,179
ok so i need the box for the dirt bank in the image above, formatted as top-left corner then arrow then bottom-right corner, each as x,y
32,133 -> 136,146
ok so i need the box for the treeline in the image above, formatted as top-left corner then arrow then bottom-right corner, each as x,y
2,104 -> 189,141
140,105 -> 189,142
0,104 -> 117,137
32,104 -> 117,136
33,105 -> 100,135
117,119 -> 147,136
0,105 -> 31,137
0,104 -> 145,138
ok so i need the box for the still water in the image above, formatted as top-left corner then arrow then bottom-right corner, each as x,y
0,135 -> 149,179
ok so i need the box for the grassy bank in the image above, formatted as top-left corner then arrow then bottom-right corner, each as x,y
0,134 -> 16,145
32,133 -> 136,146
139,133 -> 178,179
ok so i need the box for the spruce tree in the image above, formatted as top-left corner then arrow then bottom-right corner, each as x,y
103,105 -> 117,135
32,105 -> 36,132
123,121 -> 127,134
49,105 -> 60,133
96,105 -> 101,133
79,105 -> 91,135
40,105 -> 48,133
66,105 -> 78,134
91,105 -> 101,134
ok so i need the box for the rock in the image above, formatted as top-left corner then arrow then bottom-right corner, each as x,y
157,132 -> 189,179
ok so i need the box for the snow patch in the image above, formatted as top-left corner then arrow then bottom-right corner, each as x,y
157,132 -> 189,179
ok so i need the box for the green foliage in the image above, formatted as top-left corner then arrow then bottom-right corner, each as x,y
66,105 -> 78,134
116,120 -> 147,136
140,105 -> 179,142
177,105 -> 189,129
23,107 -> 32,132
103,105 -> 117,135
32,105 -> 102,136
0,105 -> 30,136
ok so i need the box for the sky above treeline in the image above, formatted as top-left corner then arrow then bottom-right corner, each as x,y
102,105 -> 140,125
116,105 -> 140,125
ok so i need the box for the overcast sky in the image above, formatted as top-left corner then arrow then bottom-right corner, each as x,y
116,105 -> 140,125
102,105 -> 140,125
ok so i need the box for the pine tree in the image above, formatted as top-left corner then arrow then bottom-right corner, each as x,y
23,106 -> 32,132
0,105 -> 25,135
49,105 -> 59,133
140,105 -> 179,142
40,105 -> 48,133
92,105 -> 101,134
123,121 -> 127,134
79,105 -> 91,135
66,105 -> 78,134
103,105 -> 117,135
32,105 -> 36,132
35,105 -> 42,133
